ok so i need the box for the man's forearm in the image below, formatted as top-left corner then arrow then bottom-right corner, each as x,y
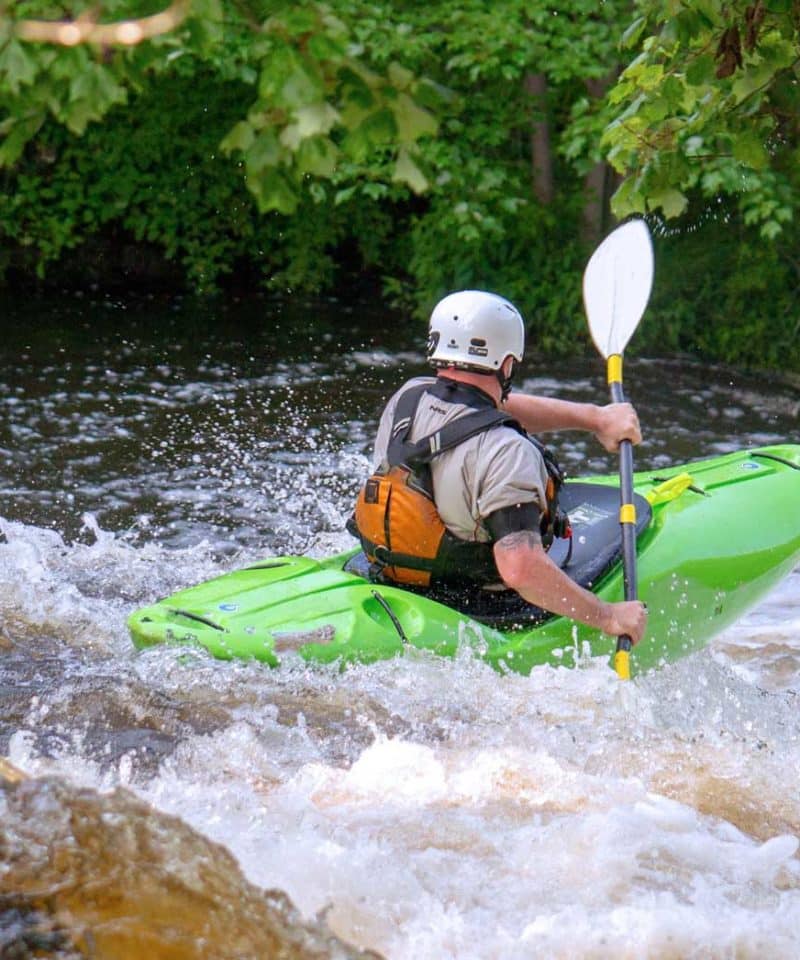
502,393 -> 601,435
516,555 -> 612,632
494,535 -> 611,632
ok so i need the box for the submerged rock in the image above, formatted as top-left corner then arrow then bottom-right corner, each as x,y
0,773 -> 382,960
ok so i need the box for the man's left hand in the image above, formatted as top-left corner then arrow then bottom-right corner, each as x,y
595,402 -> 641,452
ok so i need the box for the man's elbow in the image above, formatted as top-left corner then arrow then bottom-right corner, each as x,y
493,537 -> 547,593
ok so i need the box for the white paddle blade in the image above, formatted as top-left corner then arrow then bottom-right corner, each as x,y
582,219 -> 654,359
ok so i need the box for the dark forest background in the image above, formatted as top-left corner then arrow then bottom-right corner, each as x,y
2,1 -> 799,371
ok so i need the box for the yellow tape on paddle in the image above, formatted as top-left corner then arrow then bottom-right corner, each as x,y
619,503 -> 637,525
614,649 -> 631,680
607,354 -> 623,385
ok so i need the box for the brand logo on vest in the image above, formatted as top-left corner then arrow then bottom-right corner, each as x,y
364,478 -> 380,504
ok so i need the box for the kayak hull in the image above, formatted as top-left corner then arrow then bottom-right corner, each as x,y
129,445 -> 800,676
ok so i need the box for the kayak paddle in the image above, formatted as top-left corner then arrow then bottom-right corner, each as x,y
582,219 -> 654,679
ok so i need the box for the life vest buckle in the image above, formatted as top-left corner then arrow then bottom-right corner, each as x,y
552,509 -> 571,541
367,545 -> 391,583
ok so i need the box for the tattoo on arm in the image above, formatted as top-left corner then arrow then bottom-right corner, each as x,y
495,529 -> 542,551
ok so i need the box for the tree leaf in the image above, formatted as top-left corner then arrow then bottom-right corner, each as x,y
387,61 -> 415,91
246,170 -> 297,214
308,33 -> 346,61
621,16 -> 647,50
259,47 -> 322,109
610,176 -> 648,217
392,92 -> 437,143
334,185 -> 356,206
0,39 -> 38,94
733,133 -> 768,170
245,129 -> 282,174
280,102 -> 339,149
296,136 -> 338,177
342,108 -> 396,160
685,53 -> 716,87
623,62 -> 664,92
220,120 -> 255,154
69,67 -> 126,117
0,115 -> 42,166
649,186 -> 688,218
393,147 -> 428,193
62,99 -> 94,135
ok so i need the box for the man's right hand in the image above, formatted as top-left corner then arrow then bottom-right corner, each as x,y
602,601 -> 648,645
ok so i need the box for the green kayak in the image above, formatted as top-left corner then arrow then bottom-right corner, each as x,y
128,444 -> 800,677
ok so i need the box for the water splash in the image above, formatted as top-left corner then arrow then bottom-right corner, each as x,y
2,304 -> 800,959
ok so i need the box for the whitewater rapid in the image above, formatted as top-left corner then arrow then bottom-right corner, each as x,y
3,515 -> 799,959
2,299 -> 799,958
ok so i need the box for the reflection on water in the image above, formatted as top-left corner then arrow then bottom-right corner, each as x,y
1,294 -> 799,959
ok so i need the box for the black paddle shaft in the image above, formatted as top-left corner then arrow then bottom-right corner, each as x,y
610,380 -> 638,654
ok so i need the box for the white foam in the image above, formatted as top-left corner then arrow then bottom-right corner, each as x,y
4,518 -> 800,959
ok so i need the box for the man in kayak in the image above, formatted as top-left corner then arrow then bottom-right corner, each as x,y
352,289 -> 648,645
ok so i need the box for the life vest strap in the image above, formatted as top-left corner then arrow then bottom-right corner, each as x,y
387,382 -> 518,468
361,538 -> 437,574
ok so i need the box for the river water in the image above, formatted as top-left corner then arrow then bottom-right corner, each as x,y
1,294 -> 799,958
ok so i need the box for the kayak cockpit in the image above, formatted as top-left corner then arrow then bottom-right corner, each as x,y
344,482 -> 652,629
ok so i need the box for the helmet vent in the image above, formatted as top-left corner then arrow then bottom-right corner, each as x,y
468,336 -> 489,358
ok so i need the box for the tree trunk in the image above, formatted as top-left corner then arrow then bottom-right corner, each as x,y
582,73 -> 618,242
582,160 -> 610,242
524,72 -> 554,205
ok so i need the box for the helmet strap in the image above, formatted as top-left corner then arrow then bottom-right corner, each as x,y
496,359 -> 516,402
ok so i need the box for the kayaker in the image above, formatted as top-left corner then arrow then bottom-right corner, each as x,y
352,289 -> 648,645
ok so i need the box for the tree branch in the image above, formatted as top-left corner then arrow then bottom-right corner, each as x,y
10,1 -> 189,47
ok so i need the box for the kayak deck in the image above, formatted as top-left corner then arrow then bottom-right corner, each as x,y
128,445 -> 800,676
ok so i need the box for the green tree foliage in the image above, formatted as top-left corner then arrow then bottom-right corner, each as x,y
594,0 -> 800,373
604,0 -> 800,237
0,3 -> 627,317
1,1 -> 799,370
0,1 -> 439,292
0,2 -> 441,211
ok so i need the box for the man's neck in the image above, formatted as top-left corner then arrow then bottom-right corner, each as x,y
436,368 -> 501,406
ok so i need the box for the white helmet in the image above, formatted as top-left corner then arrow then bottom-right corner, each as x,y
427,290 -> 525,372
